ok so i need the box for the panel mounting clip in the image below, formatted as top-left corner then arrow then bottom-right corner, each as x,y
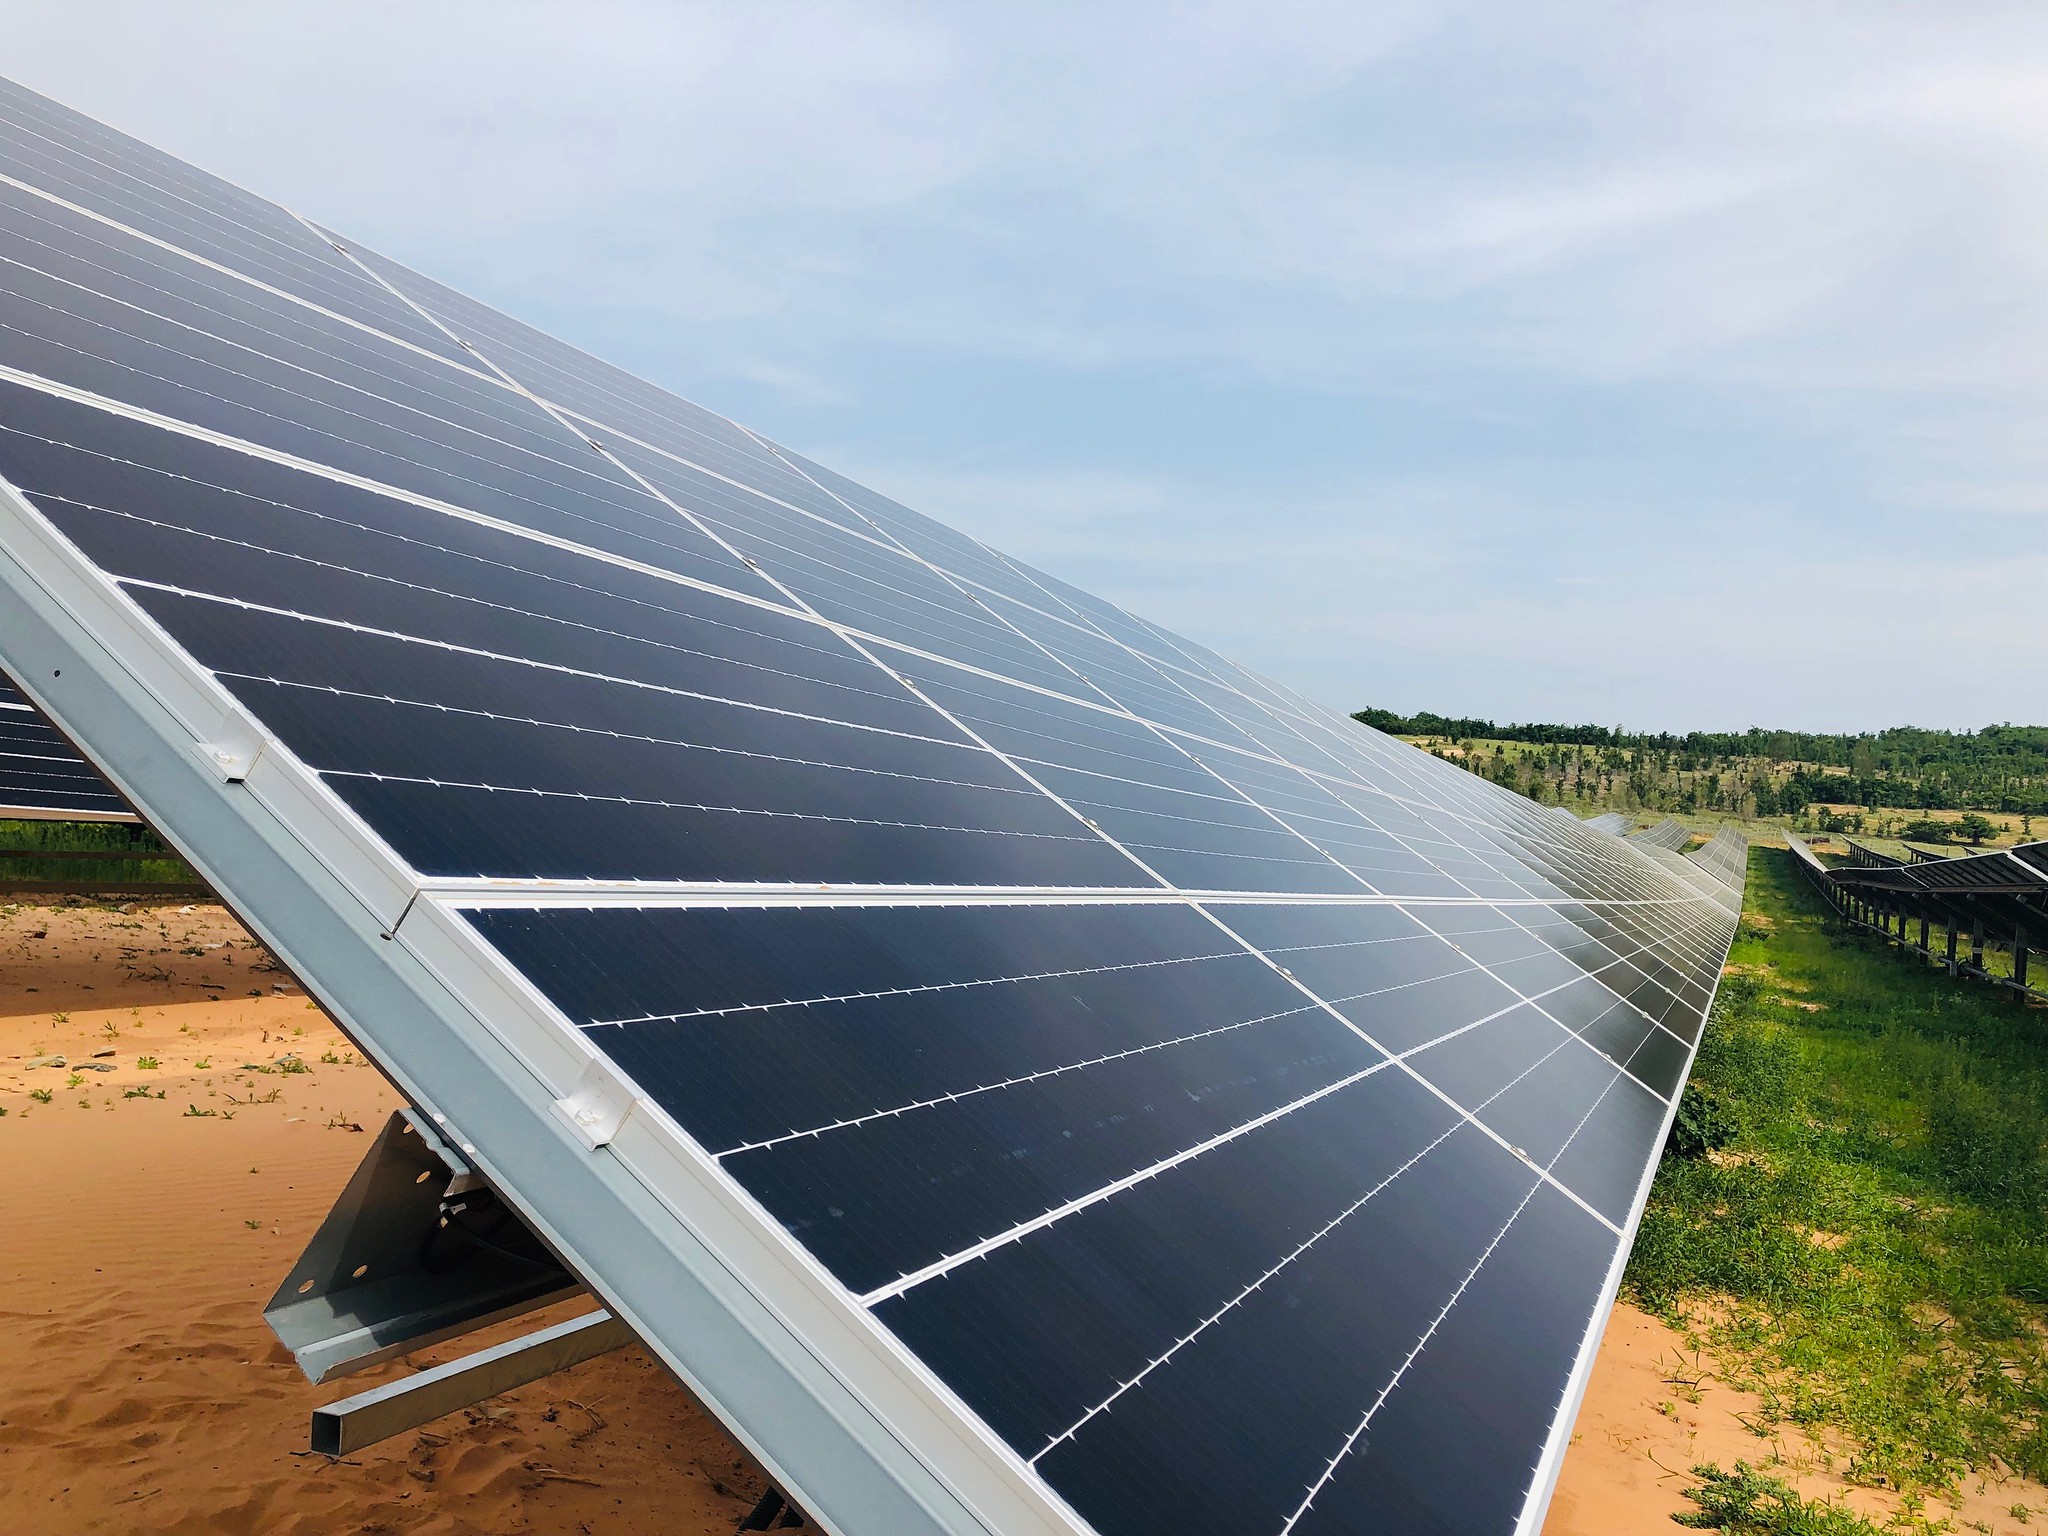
549,1056 -> 640,1150
195,719 -> 267,783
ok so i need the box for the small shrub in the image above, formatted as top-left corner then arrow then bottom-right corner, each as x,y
1667,1082 -> 1735,1160
1676,1462 -> 1892,1533
29,1087 -> 52,1104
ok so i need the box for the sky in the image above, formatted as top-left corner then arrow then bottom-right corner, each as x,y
9,2 -> 2048,733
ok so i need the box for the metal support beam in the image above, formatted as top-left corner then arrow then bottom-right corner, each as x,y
2016,932 -> 2029,993
1973,918 -> 1985,971
311,1309 -> 632,1455
1947,924 -> 1959,975
266,1109 -> 583,1382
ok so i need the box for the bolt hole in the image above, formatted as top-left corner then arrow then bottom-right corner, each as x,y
414,1170 -> 431,1184
351,1264 -> 368,1279
296,1277 -> 315,1295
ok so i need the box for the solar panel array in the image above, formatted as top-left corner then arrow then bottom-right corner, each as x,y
0,76 -> 1744,1536
0,673 -> 133,819
1579,811 -> 1630,836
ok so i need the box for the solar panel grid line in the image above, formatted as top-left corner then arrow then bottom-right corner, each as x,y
431,881 -> 1722,907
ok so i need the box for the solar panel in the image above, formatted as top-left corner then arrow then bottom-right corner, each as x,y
1628,817 -> 1692,853
1579,812 -> 1630,836
0,75 -> 1744,1536
0,672 -> 134,819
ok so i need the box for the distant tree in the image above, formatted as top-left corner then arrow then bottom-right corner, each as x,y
1955,812 -> 1997,845
1899,818 -> 1954,845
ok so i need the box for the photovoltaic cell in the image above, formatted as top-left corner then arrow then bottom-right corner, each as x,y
0,75 -> 1744,1536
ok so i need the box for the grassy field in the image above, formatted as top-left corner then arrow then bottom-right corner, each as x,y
1630,847 -> 2048,1531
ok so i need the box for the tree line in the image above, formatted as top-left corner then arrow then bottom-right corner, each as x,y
1355,708 -> 2048,817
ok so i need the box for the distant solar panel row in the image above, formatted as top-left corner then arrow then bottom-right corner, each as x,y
0,75 -> 1742,1536
0,673 -> 132,819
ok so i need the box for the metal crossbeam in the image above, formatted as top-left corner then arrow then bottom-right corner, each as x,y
312,1309 -> 632,1455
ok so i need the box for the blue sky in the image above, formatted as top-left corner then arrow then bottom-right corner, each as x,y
13,2 -> 2048,732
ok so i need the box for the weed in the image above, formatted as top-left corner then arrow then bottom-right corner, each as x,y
277,1056 -> 309,1075
100,1019 -> 120,1041
121,1085 -> 160,1099
319,1049 -> 341,1065
226,1086 -> 283,1106
1676,1461 -> 1918,1533
52,1011 -> 69,1024
64,1072 -> 82,1090
182,1104 -> 217,1118
135,1055 -> 159,1070
192,1057 -> 210,1070
29,1087 -> 52,1104
243,1219 -> 260,1230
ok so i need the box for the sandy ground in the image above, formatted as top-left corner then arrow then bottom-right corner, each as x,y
1545,1291 -> 2048,1536
0,899 -> 760,1535
6,898 -> 2042,1535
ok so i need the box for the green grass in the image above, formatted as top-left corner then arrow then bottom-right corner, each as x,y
0,816 -> 194,886
1627,847 -> 2048,1503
